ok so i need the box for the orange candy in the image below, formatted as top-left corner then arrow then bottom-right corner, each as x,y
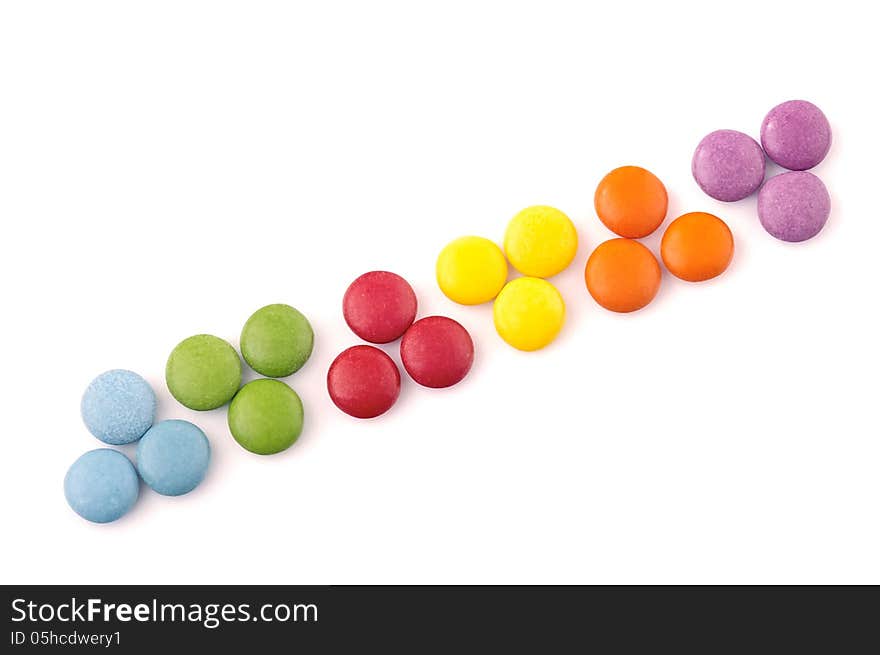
661,212 -> 734,282
594,165 -> 668,238
585,238 -> 661,313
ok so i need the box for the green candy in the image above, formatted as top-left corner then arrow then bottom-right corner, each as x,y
166,334 -> 242,410
240,304 -> 314,378
228,379 -> 303,455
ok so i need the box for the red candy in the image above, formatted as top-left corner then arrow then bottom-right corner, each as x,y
343,271 -> 417,344
400,316 -> 474,388
327,345 -> 401,418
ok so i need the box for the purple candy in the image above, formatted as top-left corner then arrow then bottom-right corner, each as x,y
761,100 -> 831,171
757,171 -> 830,243
692,129 -> 766,202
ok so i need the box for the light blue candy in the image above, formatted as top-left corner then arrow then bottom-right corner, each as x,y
64,449 -> 140,523
81,369 -> 156,445
136,419 -> 211,496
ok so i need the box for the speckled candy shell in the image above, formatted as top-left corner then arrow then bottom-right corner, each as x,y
757,171 -> 830,242
761,100 -> 831,171
692,129 -> 766,202
81,369 -> 156,445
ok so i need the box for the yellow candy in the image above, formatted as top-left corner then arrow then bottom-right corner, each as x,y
503,205 -> 578,278
436,236 -> 508,305
493,277 -> 565,351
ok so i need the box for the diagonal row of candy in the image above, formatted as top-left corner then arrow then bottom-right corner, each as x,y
64,99 -> 832,524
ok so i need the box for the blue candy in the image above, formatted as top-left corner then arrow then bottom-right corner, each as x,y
64,449 -> 140,523
81,369 -> 156,445
136,419 -> 211,496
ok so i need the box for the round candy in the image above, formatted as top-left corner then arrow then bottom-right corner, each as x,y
240,304 -> 315,378
166,334 -> 241,411
137,419 -> 211,496
327,345 -> 401,418
761,100 -> 831,171
493,277 -> 565,351
64,449 -> 139,523
228,379 -> 304,455
757,171 -> 830,243
343,271 -> 417,343
661,212 -> 734,282
240,303 -> 314,377
400,316 -> 474,388
436,236 -> 508,305
503,205 -> 578,278
585,238 -> 661,313
692,129 -> 765,202
594,166 -> 668,238
81,369 -> 156,445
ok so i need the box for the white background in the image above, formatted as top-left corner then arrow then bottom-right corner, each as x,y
1,1 -> 877,584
